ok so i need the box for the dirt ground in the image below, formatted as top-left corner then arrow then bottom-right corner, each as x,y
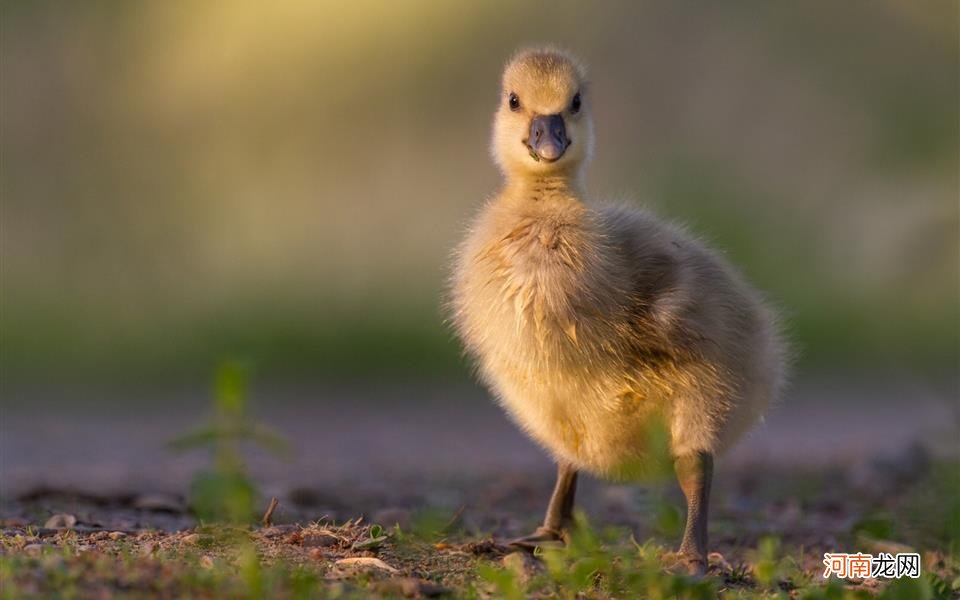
1,378 -> 957,597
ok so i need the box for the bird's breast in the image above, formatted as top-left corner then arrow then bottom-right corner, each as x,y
478,226 -> 587,352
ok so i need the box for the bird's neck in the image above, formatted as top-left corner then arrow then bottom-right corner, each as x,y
505,172 -> 584,204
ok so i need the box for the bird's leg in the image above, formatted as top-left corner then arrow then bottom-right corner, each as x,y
508,461 -> 578,550
674,451 -> 713,576
544,462 -> 578,533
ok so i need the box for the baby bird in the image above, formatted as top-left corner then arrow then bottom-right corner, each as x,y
450,48 -> 786,574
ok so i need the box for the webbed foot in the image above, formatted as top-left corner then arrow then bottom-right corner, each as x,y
663,550 -> 707,577
506,526 -> 566,551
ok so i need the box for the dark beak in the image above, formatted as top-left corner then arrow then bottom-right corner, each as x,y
527,114 -> 569,162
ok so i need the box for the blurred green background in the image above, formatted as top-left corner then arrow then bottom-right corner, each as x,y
2,1 -> 957,388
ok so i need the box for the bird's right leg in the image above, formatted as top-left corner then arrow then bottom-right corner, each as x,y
508,461 -> 578,550
673,451 -> 713,576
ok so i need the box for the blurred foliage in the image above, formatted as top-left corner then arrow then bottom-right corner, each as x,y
403,507 -> 461,544
607,411 -> 677,482
169,361 -> 287,523
1,1 -> 956,387
749,536 -> 783,589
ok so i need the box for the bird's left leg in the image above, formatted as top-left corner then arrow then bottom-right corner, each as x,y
674,450 -> 713,576
508,461 -> 578,550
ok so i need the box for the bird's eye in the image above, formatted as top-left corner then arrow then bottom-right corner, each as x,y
508,93 -> 520,111
571,92 -> 582,114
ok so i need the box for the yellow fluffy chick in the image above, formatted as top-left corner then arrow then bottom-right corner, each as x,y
449,47 -> 786,573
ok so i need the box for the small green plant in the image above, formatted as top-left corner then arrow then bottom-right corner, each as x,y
751,536 -> 783,589
352,523 -> 390,551
169,360 -> 288,524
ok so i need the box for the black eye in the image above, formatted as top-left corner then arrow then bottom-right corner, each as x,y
508,92 -> 520,111
571,92 -> 581,114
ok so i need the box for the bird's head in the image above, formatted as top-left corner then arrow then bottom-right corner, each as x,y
492,47 -> 593,180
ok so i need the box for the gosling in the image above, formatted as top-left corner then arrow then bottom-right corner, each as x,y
449,48 -> 786,574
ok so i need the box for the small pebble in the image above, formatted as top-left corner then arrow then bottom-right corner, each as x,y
43,514 -> 77,529
333,557 -> 399,574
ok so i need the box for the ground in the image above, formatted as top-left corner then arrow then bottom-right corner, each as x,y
1,379 -> 957,598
